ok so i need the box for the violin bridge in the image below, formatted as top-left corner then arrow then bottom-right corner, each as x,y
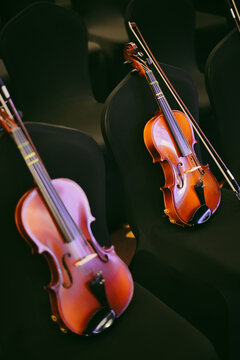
74,253 -> 98,267
184,165 -> 201,174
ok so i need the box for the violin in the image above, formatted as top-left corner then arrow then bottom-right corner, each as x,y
124,42 -> 221,226
0,82 -> 133,335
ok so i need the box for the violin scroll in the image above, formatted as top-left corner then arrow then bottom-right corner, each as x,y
124,42 -> 147,77
124,42 -> 138,58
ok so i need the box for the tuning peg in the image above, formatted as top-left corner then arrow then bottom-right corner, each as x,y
130,69 -> 140,75
124,60 -> 132,65
147,57 -> 153,65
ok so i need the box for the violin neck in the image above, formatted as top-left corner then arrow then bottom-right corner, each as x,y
144,68 -> 191,157
11,126 -> 81,243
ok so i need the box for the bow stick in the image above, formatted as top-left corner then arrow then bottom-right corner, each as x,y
227,0 -> 240,32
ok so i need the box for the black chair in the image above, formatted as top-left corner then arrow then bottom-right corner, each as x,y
0,122 -> 218,360
193,0 -> 230,73
0,1 -> 125,230
205,28 -> 240,184
0,0 -> 54,26
71,0 -> 131,100
0,2 -> 103,142
193,0 -> 229,16
101,62 -> 240,360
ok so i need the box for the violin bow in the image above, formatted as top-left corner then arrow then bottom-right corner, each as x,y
227,0 -> 240,32
127,21 -> 240,200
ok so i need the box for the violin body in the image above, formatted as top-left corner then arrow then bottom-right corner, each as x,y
15,178 -> 134,335
123,42 -> 221,226
144,110 -> 221,226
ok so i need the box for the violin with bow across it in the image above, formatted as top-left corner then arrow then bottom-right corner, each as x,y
0,79 -> 133,336
127,22 -> 240,201
124,42 -> 221,226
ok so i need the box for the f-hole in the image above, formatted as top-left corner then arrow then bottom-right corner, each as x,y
62,253 -> 73,289
176,162 -> 184,188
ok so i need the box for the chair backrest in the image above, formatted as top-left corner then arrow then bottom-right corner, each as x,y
0,2 -> 92,118
101,63 -> 200,236
125,0 -> 197,71
0,0 -> 55,26
205,28 -> 240,182
71,0 -> 130,19
71,0 -> 131,102
193,0 -> 229,17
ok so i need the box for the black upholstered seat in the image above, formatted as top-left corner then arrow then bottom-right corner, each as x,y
101,63 -> 240,360
0,122 -> 218,360
0,2 -> 104,144
205,28 -> 240,184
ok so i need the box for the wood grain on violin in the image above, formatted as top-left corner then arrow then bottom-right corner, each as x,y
0,87 -> 134,336
124,42 -> 221,226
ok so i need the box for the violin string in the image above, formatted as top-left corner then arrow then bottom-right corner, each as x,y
128,21 -> 240,197
0,86 -> 94,258
144,71 -> 203,181
13,127 -> 96,276
141,54 -> 215,166
15,131 -> 97,276
14,128 -> 78,239
14,128 -> 93,257
145,69 -> 192,156
149,75 -> 203,171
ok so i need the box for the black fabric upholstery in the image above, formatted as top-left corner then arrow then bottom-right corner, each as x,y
194,11 -> 230,73
102,65 -> 240,360
71,0 -> 130,15
71,0 -> 131,101
193,0 -> 229,16
0,0 -> 54,26
205,28 -> 240,184
0,2 -> 103,143
1,123 -> 218,360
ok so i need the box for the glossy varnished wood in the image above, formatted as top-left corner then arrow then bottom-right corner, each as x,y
144,110 -> 221,225
15,178 -> 134,334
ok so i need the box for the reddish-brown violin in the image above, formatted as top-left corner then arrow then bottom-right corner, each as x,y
124,42 -> 221,226
0,82 -> 133,335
